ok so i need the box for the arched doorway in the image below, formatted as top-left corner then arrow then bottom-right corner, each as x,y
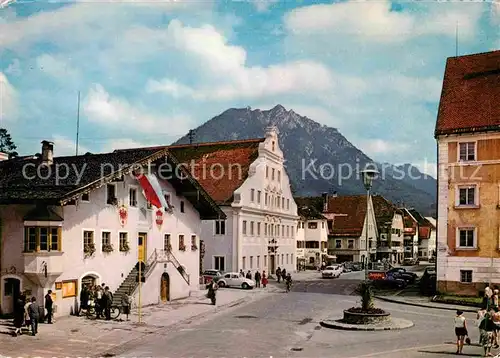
160,273 -> 170,302
3,277 -> 21,314
81,275 -> 97,290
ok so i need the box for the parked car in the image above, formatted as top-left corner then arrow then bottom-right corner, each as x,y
202,269 -> 223,284
402,258 -> 419,266
342,263 -> 352,273
368,270 -> 407,289
321,265 -> 342,278
386,267 -> 418,284
216,272 -> 255,289
428,256 -> 436,263
420,267 -> 436,295
351,262 -> 363,271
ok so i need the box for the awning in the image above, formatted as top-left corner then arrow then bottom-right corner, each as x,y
135,173 -> 170,209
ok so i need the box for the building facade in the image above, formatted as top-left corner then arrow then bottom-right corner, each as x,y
295,197 -> 329,269
325,195 -> 378,264
372,196 -> 404,264
0,142 -> 223,315
402,208 -> 419,260
435,50 -> 500,295
424,217 -> 437,260
171,127 -> 299,275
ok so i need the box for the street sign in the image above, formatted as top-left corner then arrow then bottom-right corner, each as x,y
368,271 -> 386,280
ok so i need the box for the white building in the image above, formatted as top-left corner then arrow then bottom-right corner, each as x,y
0,141 -> 223,315
424,217 -> 437,259
168,127 -> 299,275
295,196 -> 329,269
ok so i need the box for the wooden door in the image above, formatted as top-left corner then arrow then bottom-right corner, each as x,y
160,273 -> 169,302
138,233 -> 147,262
3,278 -> 20,314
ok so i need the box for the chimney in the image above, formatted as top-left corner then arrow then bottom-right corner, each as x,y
322,192 -> 329,212
41,140 -> 54,165
0,152 -> 8,161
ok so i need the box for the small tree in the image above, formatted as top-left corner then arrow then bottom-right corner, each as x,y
356,281 -> 374,311
0,128 -> 18,157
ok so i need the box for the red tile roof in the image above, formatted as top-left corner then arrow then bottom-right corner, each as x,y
324,195 -> 367,237
117,139 -> 265,205
419,226 -> 431,239
435,50 -> 500,136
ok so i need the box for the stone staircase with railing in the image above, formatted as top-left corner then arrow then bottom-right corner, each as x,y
112,248 -> 190,306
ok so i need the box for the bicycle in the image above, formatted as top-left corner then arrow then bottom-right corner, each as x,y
85,304 -> 121,320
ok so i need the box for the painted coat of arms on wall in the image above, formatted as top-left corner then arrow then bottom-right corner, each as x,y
118,205 -> 128,226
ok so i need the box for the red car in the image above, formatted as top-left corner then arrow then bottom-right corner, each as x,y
202,269 -> 222,284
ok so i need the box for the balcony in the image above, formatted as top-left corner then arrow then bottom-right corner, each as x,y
23,252 -> 64,287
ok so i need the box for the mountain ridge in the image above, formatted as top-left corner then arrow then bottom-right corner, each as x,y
173,104 -> 436,216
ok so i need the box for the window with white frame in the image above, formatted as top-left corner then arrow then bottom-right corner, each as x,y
101,231 -> 111,251
129,187 -> 137,207
250,189 -> 255,201
457,228 -> 476,248
257,222 -> 261,236
257,256 -> 260,267
242,256 -> 246,269
164,234 -> 171,251
215,220 -> 226,235
243,221 -> 247,234
335,240 -> 341,248
257,190 -> 261,203
459,142 -> 476,161
250,256 -> 253,268
119,232 -> 129,251
458,186 -> 477,206
250,221 -> 254,235
348,240 -> 354,249
214,256 -> 225,271
460,270 -> 473,283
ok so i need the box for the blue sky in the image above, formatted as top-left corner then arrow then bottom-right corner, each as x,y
0,0 -> 499,176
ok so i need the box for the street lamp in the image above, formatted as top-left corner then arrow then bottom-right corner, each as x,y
361,168 -> 379,280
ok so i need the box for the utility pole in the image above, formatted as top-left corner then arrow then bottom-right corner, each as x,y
188,129 -> 195,144
138,261 -> 142,324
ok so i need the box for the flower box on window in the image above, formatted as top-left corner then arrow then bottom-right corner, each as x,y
84,243 -> 96,257
166,244 -> 172,252
179,244 -> 186,251
102,243 -> 114,253
120,242 -> 130,252
191,245 -> 198,251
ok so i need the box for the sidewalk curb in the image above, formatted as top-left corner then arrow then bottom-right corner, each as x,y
95,294 -> 257,357
320,318 -> 414,331
375,296 -> 478,313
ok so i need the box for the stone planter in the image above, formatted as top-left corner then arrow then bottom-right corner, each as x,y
342,309 -> 391,325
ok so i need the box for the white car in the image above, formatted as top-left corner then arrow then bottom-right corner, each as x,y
216,272 -> 255,289
321,265 -> 342,278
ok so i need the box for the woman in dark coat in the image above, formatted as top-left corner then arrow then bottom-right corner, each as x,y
13,294 -> 25,336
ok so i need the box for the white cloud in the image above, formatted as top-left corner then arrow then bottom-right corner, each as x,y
5,59 -> 21,76
253,0 -> 278,12
0,72 -> 17,123
82,84 -> 194,135
284,0 -> 482,42
52,135 -> 90,157
36,54 -> 80,82
357,139 -> 411,156
146,20 -> 336,101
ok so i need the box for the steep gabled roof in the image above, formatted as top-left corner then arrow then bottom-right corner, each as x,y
0,148 -> 225,220
116,139 -> 265,205
401,208 -> 418,235
372,195 -> 401,231
435,50 -> 500,136
294,196 -> 326,220
324,195 -> 366,237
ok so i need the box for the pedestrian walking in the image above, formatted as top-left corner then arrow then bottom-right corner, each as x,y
44,290 -> 53,324
276,267 -> 281,283
262,271 -> 268,288
13,293 -> 25,336
239,269 -> 244,277
28,297 -> 40,336
79,284 -> 90,316
454,310 -> 467,354
480,310 -> 496,356
246,270 -> 252,280
254,271 -> 261,288
281,268 -> 287,282
121,290 -> 131,321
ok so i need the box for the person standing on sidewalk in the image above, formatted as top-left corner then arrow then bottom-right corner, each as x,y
28,297 -> 40,336
121,289 -> 131,321
254,271 -> 261,288
13,293 -> 25,336
262,271 -> 268,288
103,286 -> 113,320
44,290 -> 53,324
276,267 -> 281,283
